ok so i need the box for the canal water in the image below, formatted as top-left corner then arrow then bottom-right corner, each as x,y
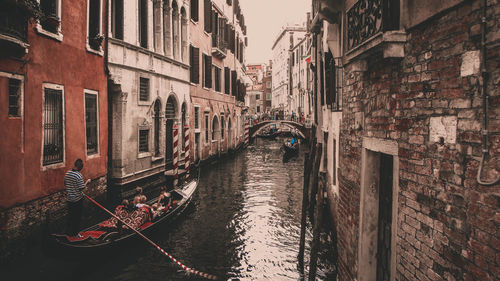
3,138 -> 337,281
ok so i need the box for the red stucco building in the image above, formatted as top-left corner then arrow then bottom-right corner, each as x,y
0,0 -> 107,259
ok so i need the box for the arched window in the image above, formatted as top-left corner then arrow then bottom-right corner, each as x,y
154,99 -> 161,156
163,0 -> 171,56
171,1 -> 179,60
180,7 -> 187,62
212,116 -> 219,141
221,116 -> 225,139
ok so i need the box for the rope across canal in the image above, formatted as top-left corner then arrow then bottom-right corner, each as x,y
83,193 -> 218,280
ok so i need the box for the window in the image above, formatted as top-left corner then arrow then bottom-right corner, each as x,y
88,0 -> 102,51
203,54 -> 212,88
85,92 -> 98,155
139,129 -> 149,153
191,0 -> 199,22
256,106 -> 260,113
224,67 -> 230,94
231,70 -> 237,96
139,77 -> 150,101
255,94 -> 260,100
325,51 -> 342,111
154,100 -> 161,156
221,116 -> 225,139
205,115 -> 209,143
8,78 -> 21,117
226,0 -> 232,5
204,0 -> 211,33
139,0 -> 148,48
194,107 -> 200,129
43,88 -> 63,165
190,45 -> 200,84
214,66 -> 221,92
40,0 -> 60,34
266,93 -> 271,100
266,81 -> 271,89
111,0 -> 123,39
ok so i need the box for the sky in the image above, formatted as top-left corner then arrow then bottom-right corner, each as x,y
240,0 -> 311,64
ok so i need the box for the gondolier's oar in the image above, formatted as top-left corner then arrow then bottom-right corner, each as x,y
83,193 -> 218,280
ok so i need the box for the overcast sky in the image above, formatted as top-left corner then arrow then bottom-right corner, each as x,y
240,0 -> 311,64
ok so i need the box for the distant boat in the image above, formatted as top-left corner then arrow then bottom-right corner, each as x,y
51,179 -> 198,250
257,129 -> 280,139
282,140 -> 298,154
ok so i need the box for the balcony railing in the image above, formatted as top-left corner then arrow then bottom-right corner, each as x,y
212,33 -> 227,58
0,4 -> 29,57
346,0 -> 399,51
0,9 -> 28,43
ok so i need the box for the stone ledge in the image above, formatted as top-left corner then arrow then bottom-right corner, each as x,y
345,30 -> 408,67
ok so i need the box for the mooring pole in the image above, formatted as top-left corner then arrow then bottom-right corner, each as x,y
298,152 -> 311,270
308,171 -> 326,281
309,144 -> 322,219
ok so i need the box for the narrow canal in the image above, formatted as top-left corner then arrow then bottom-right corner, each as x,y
3,138 -> 336,280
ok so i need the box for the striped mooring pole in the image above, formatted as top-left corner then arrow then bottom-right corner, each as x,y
173,123 -> 179,187
244,120 -> 249,146
184,123 -> 190,182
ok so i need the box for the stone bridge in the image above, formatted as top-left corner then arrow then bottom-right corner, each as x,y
249,120 -> 311,139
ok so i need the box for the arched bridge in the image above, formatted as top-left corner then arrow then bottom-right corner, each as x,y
249,120 -> 311,139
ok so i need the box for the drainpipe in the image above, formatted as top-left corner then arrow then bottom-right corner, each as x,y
477,0 -> 500,186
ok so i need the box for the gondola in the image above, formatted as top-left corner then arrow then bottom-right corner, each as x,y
282,141 -> 298,154
51,178 -> 198,249
256,130 -> 280,139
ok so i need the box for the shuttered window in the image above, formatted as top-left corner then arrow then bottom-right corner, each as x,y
204,0 -> 211,33
85,93 -> 98,155
190,45 -> 200,84
88,0 -> 101,50
224,67 -> 230,94
111,0 -> 123,39
139,77 -> 150,101
214,66 -> 221,92
139,0 -> 148,48
191,0 -> 199,22
8,78 -> 21,117
203,54 -> 212,88
231,70 -> 237,96
139,129 -> 149,152
43,88 -> 63,165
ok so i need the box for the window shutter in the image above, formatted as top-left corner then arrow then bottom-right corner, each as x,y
191,0 -> 199,22
224,67 -> 230,94
193,47 -> 200,84
231,70 -> 237,96
207,56 -> 212,88
204,0 -> 211,33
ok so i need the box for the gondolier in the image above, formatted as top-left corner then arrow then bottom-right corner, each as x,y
64,159 -> 90,237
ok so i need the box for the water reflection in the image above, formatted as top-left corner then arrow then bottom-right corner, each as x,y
2,138 -> 336,281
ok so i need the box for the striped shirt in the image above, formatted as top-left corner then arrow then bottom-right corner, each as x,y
65,170 -> 85,202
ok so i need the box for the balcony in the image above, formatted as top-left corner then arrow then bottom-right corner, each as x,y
211,34 -> 227,59
345,0 -> 406,65
0,4 -> 29,58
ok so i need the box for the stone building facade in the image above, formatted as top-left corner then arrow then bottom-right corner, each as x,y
188,0 -> 248,161
310,0 -> 500,280
271,25 -> 307,119
262,61 -> 273,113
0,0 -> 108,260
107,0 -> 191,192
290,34 -> 313,121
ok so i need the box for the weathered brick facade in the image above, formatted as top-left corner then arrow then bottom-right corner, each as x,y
333,1 -> 500,280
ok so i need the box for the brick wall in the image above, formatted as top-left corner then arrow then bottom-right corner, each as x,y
337,1 -> 499,280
